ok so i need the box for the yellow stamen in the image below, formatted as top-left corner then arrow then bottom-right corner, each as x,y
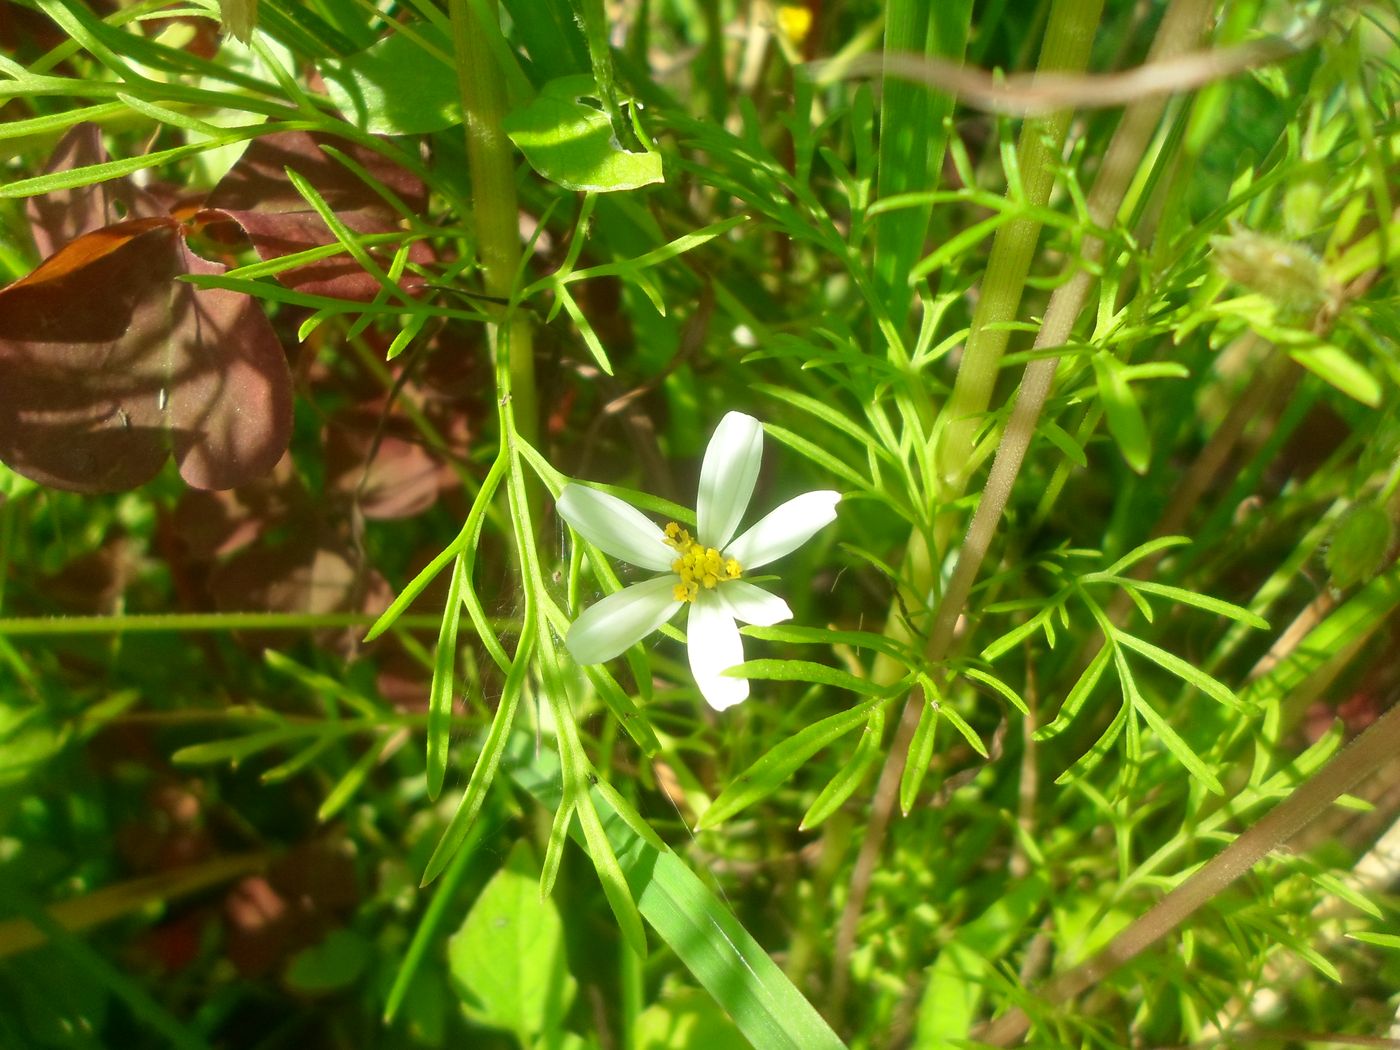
662,520 -> 743,603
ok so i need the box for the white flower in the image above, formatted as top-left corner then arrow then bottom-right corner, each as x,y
556,411 -> 840,711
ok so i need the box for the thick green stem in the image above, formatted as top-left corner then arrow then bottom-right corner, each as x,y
449,0 -> 537,444
865,0 -> 1103,697
935,0 -> 1104,488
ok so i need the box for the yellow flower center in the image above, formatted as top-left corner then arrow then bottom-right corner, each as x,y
664,521 -> 742,603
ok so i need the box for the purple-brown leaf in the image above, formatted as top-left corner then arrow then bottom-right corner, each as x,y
0,218 -> 293,493
27,124 -> 166,258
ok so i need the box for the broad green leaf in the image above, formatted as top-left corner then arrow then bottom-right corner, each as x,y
634,987 -> 749,1050
505,739 -> 845,1050
698,693 -> 891,829
916,875 -> 1047,1044
504,75 -> 662,192
285,929 -> 371,993
321,24 -> 459,134
1325,503 -> 1394,588
1290,343 -> 1381,406
448,840 -> 576,1043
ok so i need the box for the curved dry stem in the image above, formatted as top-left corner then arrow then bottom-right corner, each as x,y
833,23 -> 1319,116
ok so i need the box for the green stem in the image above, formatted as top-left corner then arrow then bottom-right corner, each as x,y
449,0 -> 537,444
934,0 -> 1104,489
0,612 -> 457,635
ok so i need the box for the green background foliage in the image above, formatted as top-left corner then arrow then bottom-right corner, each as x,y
0,0 -> 1398,1047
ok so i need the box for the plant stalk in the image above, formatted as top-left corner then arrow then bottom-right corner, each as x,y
830,0 -> 1216,1019
449,0 -> 537,444
935,0 -> 1105,488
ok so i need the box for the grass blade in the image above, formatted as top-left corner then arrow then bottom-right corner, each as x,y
506,737 -> 846,1050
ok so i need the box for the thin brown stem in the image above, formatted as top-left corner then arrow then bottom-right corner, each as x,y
978,698 -> 1400,1045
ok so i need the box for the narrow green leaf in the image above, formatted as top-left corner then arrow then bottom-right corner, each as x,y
576,796 -> 648,958
1115,631 -> 1242,709
1116,650 -> 1222,793
1347,932 -> 1400,949
541,797 -> 574,901
981,611 -> 1049,661
261,732 -> 344,785
263,650 -> 380,718
1054,703 -> 1128,785
1117,578 -> 1269,628
698,694 -> 891,829
962,666 -> 1029,715
172,727 -> 310,766
583,664 -> 661,755
899,697 -> 939,815
422,615 -> 536,885
427,554 -> 467,800
0,126 -> 266,199
366,454 -> 507,643
937,701 -> 987,758
741,624 -> 915,662
749,384 -> 884,459
1092,354 -> 1151,474
723,659 -> 894,695
1036,642 -> 1113,741
318,733 -> 395,820
556,283 -> 614,374
801,709 -> 885,830
760,424 -> 870,491
1099,536 -> 1191,577
1041,420 -> 1087,467
1290,343 -> 1381,407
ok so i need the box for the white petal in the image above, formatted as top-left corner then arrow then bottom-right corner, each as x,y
696,411 -> 763,550
724,491 -> 841,570
716,581 -> 792,626
687,591 -> 749,711
566,576 -> 682,664
557,485 -> 676,572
